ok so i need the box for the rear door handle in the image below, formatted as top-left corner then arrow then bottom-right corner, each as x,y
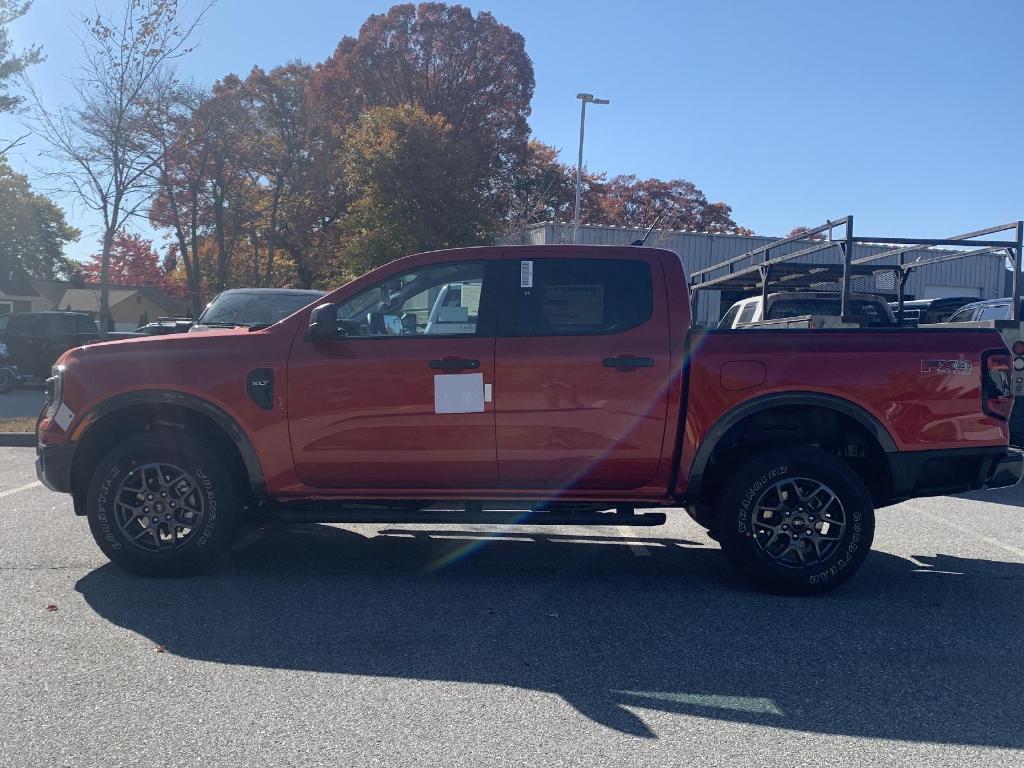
429,358 -> 480,370
602,355 -> 655,370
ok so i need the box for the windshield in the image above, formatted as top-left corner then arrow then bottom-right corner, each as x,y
767,297 -> 894,326
198,291 -> 324,328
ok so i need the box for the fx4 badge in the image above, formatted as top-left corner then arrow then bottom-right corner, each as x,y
920,359 -> 972,376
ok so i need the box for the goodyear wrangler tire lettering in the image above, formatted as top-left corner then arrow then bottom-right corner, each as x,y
715,447 -> 875,596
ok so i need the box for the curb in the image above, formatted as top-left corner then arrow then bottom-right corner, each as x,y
0,433 -> 35,448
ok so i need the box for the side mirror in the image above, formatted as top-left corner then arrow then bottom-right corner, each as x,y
306,303 -> 340,342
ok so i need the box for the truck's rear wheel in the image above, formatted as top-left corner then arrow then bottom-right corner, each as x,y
85,433 -> 240,576
715,447 -> 874,595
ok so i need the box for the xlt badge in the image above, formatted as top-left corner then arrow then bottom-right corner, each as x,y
246,368 -> 275,410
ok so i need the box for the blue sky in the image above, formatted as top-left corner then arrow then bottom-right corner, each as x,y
2,0 -> 1022,260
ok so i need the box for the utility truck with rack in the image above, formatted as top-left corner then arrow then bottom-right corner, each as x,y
35,217 -> 1024,594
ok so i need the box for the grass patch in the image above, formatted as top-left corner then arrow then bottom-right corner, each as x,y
0,417 -> 36,433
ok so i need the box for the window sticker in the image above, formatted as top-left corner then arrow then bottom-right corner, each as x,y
541,285 -> 604,326
520,260 -> 533,288
434,373 -> 485,414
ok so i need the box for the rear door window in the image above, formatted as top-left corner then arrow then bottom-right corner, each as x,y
736,302 -> 757,325
505,258 -> 652,336
41,315 -> 71,335
977,304 -> 1010,321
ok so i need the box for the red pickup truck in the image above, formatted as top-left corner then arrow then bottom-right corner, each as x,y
35,245 -> 1023,594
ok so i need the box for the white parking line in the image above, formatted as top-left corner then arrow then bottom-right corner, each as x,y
617,526 -> 651,556
0,481 -> 42,500
907,503 -> 1024,560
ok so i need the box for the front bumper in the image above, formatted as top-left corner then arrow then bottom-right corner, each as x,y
36,441 -> 75,494
888,446 -> 1023,502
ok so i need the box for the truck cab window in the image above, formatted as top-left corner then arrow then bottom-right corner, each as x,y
335,261 -> 489,338
948,306 -> 977,323
736,303 -> 757,325
718,304 -> 741,329
977,304 -> 1010,321
509,258 -> 652,336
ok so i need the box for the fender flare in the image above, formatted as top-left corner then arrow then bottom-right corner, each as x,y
75,390 -> 266,495
685,392 -> 897,497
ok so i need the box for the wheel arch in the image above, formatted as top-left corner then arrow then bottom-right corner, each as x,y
70,391 -> 266,511
685,392 -> 897,504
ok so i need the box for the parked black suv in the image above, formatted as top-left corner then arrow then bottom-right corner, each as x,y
0,311 -> 138,383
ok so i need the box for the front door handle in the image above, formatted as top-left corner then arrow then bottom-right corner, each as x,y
429,358 -> 480,370
602,355 -> 655,370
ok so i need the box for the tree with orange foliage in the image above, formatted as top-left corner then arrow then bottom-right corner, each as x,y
313,2 -> 534,223
583,175 -> 750,235
340,105 -> 484,275
82,233 -> 165,287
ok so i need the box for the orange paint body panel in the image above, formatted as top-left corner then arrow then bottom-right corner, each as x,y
37,244 -> 1013,507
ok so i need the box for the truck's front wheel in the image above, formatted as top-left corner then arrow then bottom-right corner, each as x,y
715,447 -> 875,595
85,433 -> 240,576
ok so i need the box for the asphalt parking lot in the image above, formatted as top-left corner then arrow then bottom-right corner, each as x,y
1,446 -> 1023,767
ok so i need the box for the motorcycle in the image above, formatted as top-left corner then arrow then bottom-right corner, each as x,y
0,341 -> 20,394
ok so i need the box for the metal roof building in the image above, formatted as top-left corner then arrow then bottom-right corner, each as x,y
501,222 -> 1009,325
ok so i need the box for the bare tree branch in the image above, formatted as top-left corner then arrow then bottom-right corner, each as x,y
27,0 -> 214,333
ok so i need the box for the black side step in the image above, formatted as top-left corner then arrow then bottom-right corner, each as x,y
270,507 -> 667,527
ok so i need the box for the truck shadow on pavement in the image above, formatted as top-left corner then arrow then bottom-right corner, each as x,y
957,480 -> 1024,507
75,524 -> 1024,744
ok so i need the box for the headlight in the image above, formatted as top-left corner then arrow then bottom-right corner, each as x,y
46,365 -> 64,416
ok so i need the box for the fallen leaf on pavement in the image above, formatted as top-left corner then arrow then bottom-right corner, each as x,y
45,604 -> 57,612
154,645 -> 166,653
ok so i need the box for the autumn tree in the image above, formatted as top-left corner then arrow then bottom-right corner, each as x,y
201,75 -> 254,293
275,137 -> 349,288
582,175 -> 751,235
341,105 -> 484,275
504,140 -> 605,237
148,84 -> 214,316
30,0 -> 211,331
314,2 -> 534,231
238,63 -> 313,287
149,76 -> 252,313
82,232 -> 165,286
787,226 -> 824,241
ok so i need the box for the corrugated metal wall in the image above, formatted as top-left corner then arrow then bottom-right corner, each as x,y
499,224 -> 1008,325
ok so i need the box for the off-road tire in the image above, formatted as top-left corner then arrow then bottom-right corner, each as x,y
715,447 -> 875,596
85,432 -> 241,576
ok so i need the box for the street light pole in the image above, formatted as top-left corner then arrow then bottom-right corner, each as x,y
574,92 -> 609,244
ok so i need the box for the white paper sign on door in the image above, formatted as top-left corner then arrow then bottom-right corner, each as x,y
434,373 -> 485,414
